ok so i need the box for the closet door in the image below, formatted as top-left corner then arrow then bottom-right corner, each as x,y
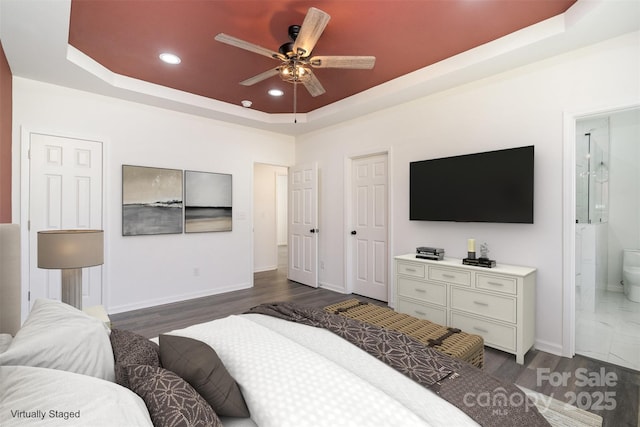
29,133 -> 103,308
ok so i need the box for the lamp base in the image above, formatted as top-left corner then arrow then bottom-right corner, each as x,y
61,268 -> 82,309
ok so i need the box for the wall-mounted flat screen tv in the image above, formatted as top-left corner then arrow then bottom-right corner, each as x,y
410,145 -> 534,223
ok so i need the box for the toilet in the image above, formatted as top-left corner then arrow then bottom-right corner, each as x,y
622,249 -> 640,303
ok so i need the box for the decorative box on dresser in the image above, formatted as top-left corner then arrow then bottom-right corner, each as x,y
394,254 -> 536,364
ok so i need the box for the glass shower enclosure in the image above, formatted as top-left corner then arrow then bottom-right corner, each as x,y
575,117 -> 610,313
576,119 -> 610,224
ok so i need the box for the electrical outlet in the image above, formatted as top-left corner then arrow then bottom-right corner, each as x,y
320,261 -> 325,269
193,267 -> 200,277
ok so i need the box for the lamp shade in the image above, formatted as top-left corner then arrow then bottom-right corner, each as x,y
38,230 -> 104,269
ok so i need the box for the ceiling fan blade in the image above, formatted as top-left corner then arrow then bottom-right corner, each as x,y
292,7 -> 330,58
239,67 -> 281,86
302,71 -> 326,97
309,55 -> 376,69
215,33 -> 285,60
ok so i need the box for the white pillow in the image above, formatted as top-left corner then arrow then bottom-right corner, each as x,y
0,366 -> 153,426
0,299 -> 115,381
0,333 -> 12,353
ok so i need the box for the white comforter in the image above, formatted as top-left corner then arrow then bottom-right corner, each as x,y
167,313 -> 480,427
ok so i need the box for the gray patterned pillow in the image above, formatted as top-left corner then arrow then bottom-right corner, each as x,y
110,328 -> 161,388
127,365 -> 222,427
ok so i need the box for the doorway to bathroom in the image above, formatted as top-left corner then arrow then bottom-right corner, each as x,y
573,107 -> 640,371
253,163 -> 288,276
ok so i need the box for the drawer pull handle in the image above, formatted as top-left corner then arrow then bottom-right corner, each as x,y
405,268 -> 417,272
442,274 -> 455,279
473,301 -> 489,307
473,326 -> 489,333
414,310 -> 426,316
487,281 -> 504,287
414,288 -> 426,293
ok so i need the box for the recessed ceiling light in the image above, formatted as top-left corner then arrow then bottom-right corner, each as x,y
159,53 -> 181,64
241,100 -> 252,108
268,89 -> 284,97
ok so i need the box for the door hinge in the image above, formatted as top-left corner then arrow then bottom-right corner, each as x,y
27,220 -> 31,231
28,291 -> 31,301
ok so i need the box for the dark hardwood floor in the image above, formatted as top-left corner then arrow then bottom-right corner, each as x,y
111,252 -> 638,427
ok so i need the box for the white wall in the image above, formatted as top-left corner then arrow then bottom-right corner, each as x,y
276,173 -> 288,246
13,78 -> 294,313
295,32 -> 640,355
253,163 -> 287,272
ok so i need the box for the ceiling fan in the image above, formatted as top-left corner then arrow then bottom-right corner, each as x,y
214,7 -> 376,99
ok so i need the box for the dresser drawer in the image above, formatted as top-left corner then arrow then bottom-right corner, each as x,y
397,262 -> 425,279
396,298 -> 446,325
477,274 -> 517,295
397,277 -> 446,306
450,311 -> 516,351
429,266 -> 470,287
450,287 -> 516,323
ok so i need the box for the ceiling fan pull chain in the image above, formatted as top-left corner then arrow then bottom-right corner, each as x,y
293,81 -> 298,124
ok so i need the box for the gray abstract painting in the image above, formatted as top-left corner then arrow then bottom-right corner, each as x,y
122,165 -> 183,236
185,170 -> 232,233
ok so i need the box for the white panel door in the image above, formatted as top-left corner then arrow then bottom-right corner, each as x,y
351,154 -> 388,301
288,163 -> 318,287
29,133 -> 103,308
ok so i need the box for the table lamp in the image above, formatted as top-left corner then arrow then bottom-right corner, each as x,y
37,229 -> 104,309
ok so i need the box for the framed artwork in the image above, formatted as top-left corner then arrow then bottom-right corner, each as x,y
184,170 -> 232,233
122,165 -> 183,236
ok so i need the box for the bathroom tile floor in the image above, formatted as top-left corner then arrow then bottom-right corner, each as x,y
576,290 -> 640,371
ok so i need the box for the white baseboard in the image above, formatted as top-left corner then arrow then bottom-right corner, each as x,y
319,281 -> 348,294
534,338 -> 565,358
107,282 -> 252,314
253,265 -> 277,273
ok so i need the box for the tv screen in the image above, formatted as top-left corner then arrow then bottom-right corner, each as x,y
410,146 -> 534,223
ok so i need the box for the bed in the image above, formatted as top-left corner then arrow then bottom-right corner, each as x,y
0,297 -> 552,427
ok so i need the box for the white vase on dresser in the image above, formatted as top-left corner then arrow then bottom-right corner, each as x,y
394,254 -> 536,364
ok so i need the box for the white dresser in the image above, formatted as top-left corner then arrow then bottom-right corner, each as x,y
394,254 -> 536,364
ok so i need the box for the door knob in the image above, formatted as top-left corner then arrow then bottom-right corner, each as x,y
351,230 -> 357,235
310,228 -> 318,233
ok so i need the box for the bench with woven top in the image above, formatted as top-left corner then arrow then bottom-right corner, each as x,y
324,298 -> 484,369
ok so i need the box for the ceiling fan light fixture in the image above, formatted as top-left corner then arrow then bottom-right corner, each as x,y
159,52 -> 181,64
297,66 -> 310,78
279,63 -> 311,83
279,65 -> 292,78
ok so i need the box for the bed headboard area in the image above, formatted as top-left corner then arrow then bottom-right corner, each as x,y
0,223 -> 21,335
